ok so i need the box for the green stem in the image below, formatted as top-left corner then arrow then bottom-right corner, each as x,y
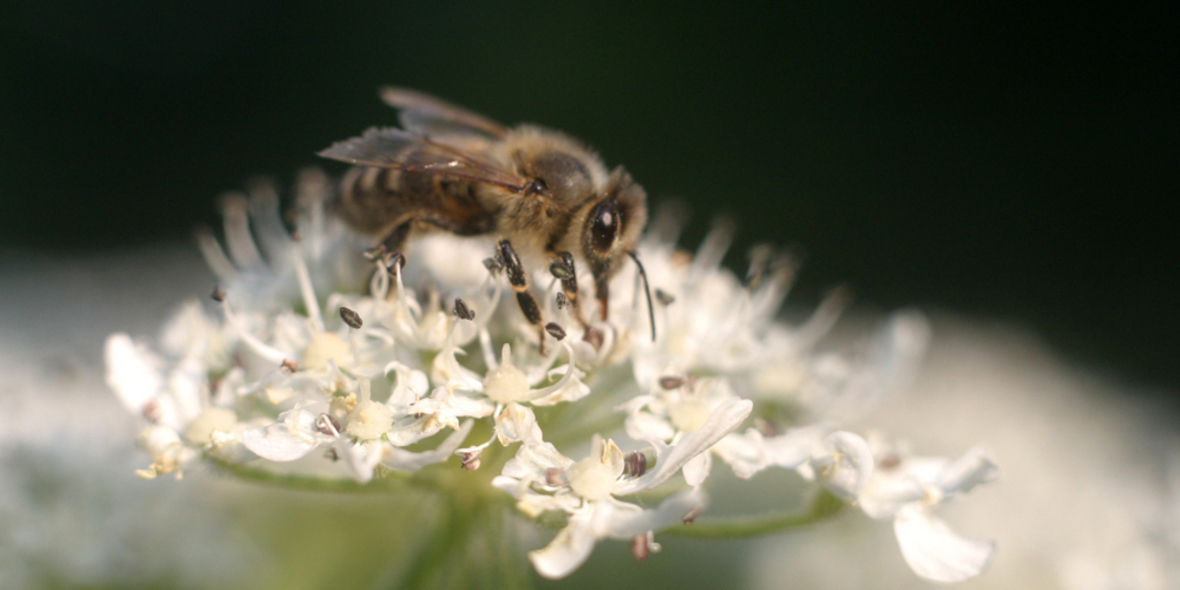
206,455 -> 416,494
660,490 -> 845,539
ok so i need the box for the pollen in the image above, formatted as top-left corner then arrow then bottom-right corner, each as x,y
301,332 -> 354,370
484,344 -> 531,403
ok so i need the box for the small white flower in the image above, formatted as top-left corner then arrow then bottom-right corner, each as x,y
105,170 -> 999,582
859,445 -> 1000,582
494,397 -> 751,578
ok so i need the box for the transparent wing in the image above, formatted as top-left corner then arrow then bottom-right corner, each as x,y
317,127 -> 530,192
380,86 -> 509,141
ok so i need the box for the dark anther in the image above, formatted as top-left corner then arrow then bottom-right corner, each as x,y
583,326 -> 604,351
545,468 -> 564,487
624,451 -> 648,477
755,418 -> 779,438
385,252 -> 407,274
454,298 -> 476,321
545,322 -> 567,341
654,288 -> 675,306
142,399 -> 161,423
549,259 -> 575,280
210,286 -> 226,302
340,307 -> 363,329
658,376 -> 685,390
745,243 -> 774,289
682,507 -> 703,525
363,244 -> 388,261
324,448 -> 340,461
281,358 -> 300,373
315,413 -> 342,436
878,453 -> 902,470
460,451 -> 482,472
482,256 -> 503,273
556,292 -> 570,309
631,534 -> 652,562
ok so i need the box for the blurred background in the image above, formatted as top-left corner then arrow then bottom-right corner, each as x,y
2,1 -> 1176,394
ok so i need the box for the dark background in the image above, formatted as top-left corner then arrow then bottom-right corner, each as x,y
2,2 -> 1177,393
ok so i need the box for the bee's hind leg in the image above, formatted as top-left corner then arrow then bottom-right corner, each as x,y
498,239 -> 547,355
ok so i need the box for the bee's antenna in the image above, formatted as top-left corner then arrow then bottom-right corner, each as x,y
627,251 -> 657,342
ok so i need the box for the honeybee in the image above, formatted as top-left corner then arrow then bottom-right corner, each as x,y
318,88 -> 653,352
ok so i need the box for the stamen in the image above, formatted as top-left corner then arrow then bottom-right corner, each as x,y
624,451 -> 648,477
794,286 -> 851,348
453,298 -> 475,321
219,193 -> 266,271
246,178 -> 292,259
340,307 -> 363,329
631,532 -> 655,561
658,376 -> 685,390
291,244 -> 325,332
294,167 -> 329,259
744,243 -> 774,290
460,450 -> 482,471
364,244 -> 388,261
219,298 -> 288,365
281,358 -> 299,373
691,217 -> 735,278
315,413 -> 342,436
545,322 -> 566,341
195,226 -> 239,281
582,326 -> 605,351
654,289 -> 675,306
210,286 -> 226,303
545,468 -> 564,487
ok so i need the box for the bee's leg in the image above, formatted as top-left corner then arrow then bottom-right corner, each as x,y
498,239 -> 547,355
366,219 -> 414,264
549,251 -> 588,328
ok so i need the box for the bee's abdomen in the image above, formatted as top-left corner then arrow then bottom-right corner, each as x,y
333,166 -> 493,237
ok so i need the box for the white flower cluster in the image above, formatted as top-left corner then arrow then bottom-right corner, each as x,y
104,172 -> 999,582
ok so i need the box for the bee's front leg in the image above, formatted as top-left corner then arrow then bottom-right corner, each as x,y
498,239 -> 547,355
549,251 -> 588,329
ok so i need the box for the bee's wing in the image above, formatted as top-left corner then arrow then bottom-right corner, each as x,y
318,127 -> 530,193
380,87 -> 509,141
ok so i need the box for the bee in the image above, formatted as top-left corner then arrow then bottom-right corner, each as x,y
318,88 -> 654,352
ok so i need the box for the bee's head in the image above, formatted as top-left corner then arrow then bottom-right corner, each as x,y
581,167 -> 648,303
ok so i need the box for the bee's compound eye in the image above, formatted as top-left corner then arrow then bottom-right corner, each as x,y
589,198 -> 620,254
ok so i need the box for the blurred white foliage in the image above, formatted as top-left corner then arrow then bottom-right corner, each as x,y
752,316 -> 1180,589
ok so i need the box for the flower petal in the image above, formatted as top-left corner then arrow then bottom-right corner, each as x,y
816,431 -> 874,501
241,410 -> 325,462
682,452 -> 712,487
936,446 -> 1000,496
893,505 -> 995,583
495,404 -> 543,446
384,420 -> 475,471
605,488 -> 706,539
338,438 -> 385,482
104,334 -> 163,414
529,507 -> 599,579
712,430 -> 767,478
615,397 -> 752,495
624,411 -> 677,444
